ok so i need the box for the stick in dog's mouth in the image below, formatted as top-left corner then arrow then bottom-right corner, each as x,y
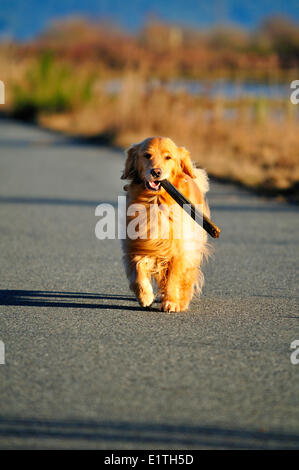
160,179 -> 221,239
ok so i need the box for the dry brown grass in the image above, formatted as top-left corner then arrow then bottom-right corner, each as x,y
38,73 -> 299,200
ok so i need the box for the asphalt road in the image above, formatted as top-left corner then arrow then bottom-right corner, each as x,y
0,118 -> 298,450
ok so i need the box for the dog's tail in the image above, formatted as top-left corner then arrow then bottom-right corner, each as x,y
194,168 -> 209,194
193,167 -> 210,219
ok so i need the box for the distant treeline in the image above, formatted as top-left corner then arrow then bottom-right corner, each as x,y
6,16 -> 299,78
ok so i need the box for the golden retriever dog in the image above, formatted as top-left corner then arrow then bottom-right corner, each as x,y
121,136 -> 211,312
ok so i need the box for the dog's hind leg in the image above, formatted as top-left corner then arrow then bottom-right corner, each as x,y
178,266 -> 200,311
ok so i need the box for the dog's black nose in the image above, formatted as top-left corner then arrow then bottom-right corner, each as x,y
151,168 -> 162,178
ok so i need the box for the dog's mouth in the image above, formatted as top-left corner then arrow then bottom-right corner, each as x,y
145,180 -> 162,191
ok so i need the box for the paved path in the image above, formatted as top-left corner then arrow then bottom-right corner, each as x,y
0,118 -> 298,449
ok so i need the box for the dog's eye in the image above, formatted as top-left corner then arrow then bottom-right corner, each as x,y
165,155 -> 172,160
144,153 -> 151,159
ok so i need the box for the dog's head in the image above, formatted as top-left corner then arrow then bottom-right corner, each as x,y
121,137 -> 195,192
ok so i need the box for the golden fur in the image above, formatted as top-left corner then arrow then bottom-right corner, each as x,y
121,136 -> 211,312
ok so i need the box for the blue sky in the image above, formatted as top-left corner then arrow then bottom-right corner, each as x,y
0,0 -> 298,39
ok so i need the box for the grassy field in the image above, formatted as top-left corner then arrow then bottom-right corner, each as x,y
1,17 -> 298,201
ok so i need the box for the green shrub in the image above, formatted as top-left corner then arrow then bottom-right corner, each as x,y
12,52 -> 94,120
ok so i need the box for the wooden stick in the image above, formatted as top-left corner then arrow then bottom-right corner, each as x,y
160,179 -> 221,239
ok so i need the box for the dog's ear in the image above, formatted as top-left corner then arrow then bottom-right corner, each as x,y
178,147 -> 196,178
121,144 -> 139,180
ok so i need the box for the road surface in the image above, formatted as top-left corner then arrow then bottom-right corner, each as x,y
0,118 -> 298,449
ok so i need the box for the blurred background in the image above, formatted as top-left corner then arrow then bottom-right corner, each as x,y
0,0 -> 298,200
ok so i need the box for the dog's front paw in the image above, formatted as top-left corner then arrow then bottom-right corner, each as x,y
138,289 -> 155,308
161,300 -> 183,313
